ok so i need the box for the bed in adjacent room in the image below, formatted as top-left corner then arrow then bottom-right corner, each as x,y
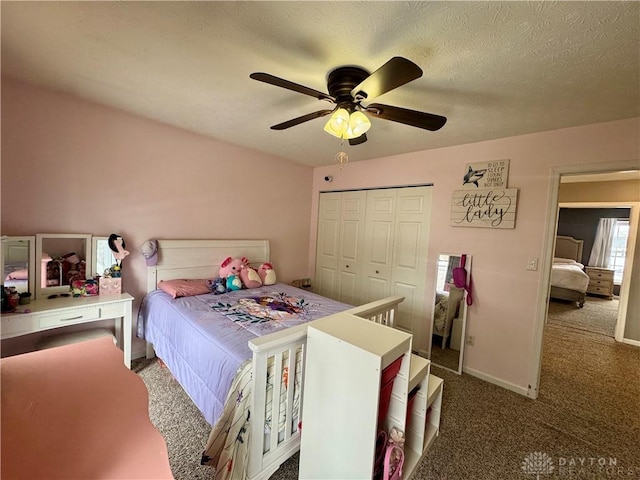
137,239 -> 404,480
549,235 -> 590,308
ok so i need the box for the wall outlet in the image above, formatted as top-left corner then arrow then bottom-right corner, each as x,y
527,257 -> 538,271
466,335 -> 475,346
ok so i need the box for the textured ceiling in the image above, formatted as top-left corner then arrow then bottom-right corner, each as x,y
2,1 -> 639,168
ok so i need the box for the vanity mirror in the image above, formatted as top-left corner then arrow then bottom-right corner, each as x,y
91,236 -> 118,278
1,236 -> 36,298
35,234 -> 92,299
429,253 -> 472,374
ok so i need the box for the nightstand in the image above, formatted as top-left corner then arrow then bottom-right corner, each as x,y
585,267 -> 615,299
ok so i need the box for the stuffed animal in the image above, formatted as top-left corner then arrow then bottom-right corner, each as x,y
258,262 -> 277,286
208,277 -> 228,295
226,274 -> 242,291
240,261 -> 262,289
219,257 -> 244,279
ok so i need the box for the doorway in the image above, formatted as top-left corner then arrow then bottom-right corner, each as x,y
529,163 -> 640,399
551,202 -> 633,337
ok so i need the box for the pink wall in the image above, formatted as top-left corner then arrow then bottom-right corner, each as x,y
311,117 -> 640,394
3,77 -> 639,391
1,78 -> 313,355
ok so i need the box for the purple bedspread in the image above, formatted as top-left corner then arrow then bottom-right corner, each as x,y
138,283 -> 350,426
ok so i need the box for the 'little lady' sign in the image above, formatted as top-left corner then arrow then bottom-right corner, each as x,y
451,188 -> 518,229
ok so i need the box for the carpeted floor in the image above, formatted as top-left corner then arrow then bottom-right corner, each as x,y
136,316 -> 640,479
430,342 -> 461,372
547,296 -> 619,337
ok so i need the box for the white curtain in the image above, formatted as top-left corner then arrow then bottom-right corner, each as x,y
588,218 -> 616,267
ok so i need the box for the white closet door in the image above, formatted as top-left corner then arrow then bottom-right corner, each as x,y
336,191 -> 366,305
391,186 -> 432,335
314,192 -> 341,299
360,189 -> 396,304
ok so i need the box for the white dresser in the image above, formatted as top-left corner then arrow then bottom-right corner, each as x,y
1,293 -> 133,367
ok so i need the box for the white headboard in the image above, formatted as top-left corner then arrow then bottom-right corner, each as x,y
554,235 -> 584,263
146,239 -> 270,292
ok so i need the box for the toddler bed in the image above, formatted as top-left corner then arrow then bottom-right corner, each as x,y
549,235 -> 589,308
137,239 -> 404,480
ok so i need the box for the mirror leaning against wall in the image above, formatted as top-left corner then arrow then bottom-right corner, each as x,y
429,253 -> 472,374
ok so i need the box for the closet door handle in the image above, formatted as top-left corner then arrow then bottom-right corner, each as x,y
376,270 -> 380,274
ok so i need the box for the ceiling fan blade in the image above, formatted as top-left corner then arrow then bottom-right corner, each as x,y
366,103 -> 447,131
351,57 -> 422,101
348,134 -> 367,146
250,72 -> 335,102
271,109 -> 335,130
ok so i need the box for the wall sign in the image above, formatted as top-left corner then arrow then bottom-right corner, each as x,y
451,188 -> 518,229
462,159 -> 509,189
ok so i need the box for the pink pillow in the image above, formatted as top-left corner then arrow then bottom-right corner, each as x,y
157,279 -> 211,299
7,269 -> 29,280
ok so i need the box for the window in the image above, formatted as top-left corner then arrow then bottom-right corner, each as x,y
609,219 -> 629,284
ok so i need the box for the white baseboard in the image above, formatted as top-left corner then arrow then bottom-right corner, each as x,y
462,366 -> 532,398
621,337 -> 640,348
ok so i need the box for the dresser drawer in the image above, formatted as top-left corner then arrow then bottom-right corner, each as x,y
589,278 -> 612,288
586,269 -> 614,281
1,316 -> 37,337
99,303 -> 127,318
38,306 -> 101,328
587,285 -> 613,296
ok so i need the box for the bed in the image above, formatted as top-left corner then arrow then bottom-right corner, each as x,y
549,235 -> 590,308
2,237 -> 32,294
137,239 -> 404,480
3,262 -> 29,292
1,336 -> 173,480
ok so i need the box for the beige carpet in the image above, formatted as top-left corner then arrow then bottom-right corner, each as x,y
136,318 -> 640,479
547,296 -> 619,337
430,342 -> 461,371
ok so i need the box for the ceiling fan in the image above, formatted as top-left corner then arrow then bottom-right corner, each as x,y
250,57 -> 447,146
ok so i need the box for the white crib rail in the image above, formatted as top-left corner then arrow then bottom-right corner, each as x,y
344,295 -> 404,326
246,295 -> 405,479
248,324 -> 308,480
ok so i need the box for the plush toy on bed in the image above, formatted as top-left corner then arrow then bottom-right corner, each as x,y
218,256 -> 262,290
217,257 -> 243,292
219,257 -> 244,279
226,275 -> 242,291
258,262 -> 277,286
239,259 -> 262,289
207,277 -> 228,294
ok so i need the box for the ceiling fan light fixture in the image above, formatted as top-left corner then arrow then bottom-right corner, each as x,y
323,108 -> 350,138
344,111 -> 371,139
